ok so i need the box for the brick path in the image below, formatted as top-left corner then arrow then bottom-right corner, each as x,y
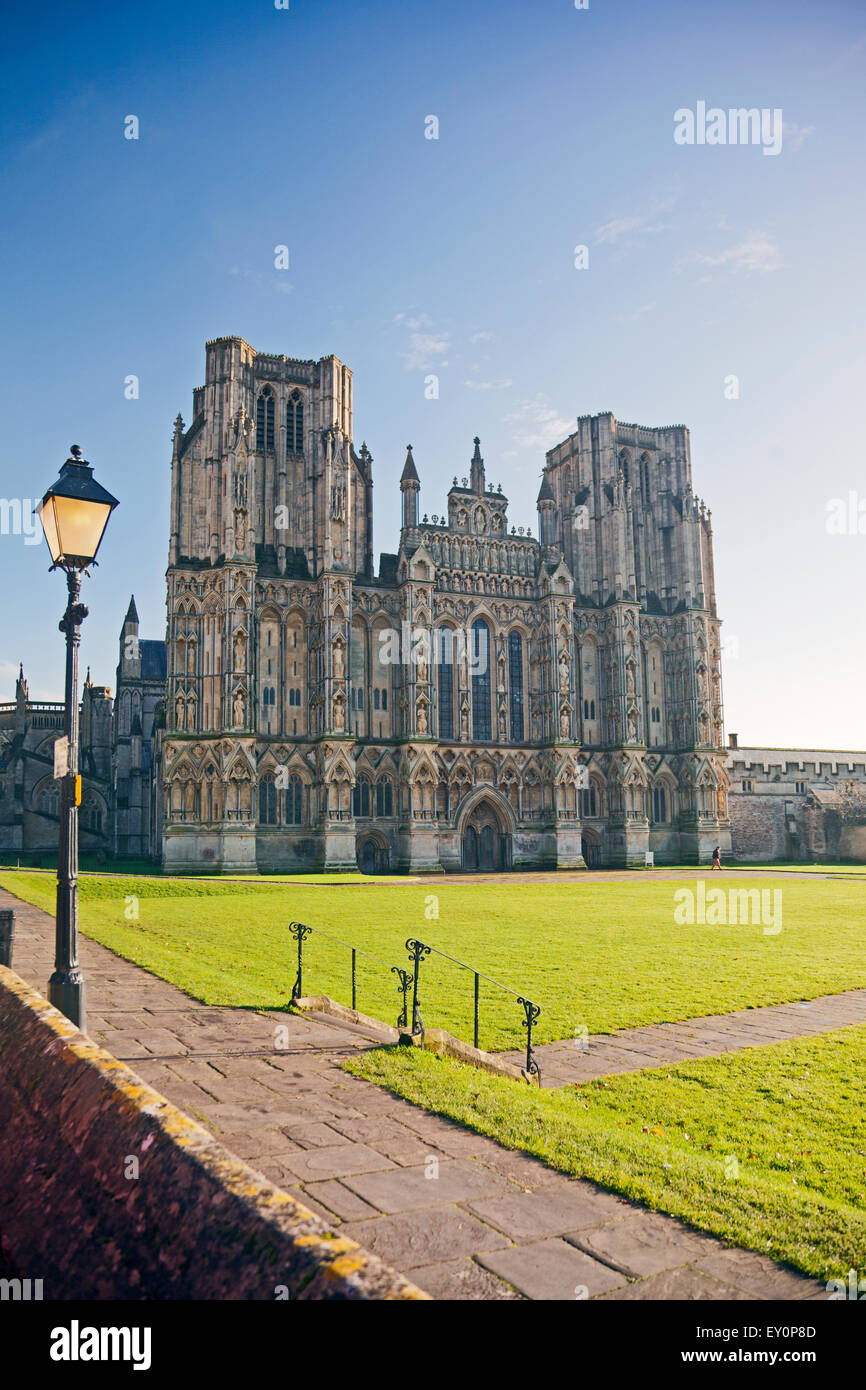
0,887 -> 836,1302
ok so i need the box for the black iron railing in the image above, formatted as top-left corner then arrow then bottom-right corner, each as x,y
288,920 -> 541,1081
402,936 -> 541,1082
288,920 -> 411,1026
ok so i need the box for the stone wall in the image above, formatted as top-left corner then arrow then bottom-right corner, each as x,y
0,967 -> 426,1301
728,793 -> 790,862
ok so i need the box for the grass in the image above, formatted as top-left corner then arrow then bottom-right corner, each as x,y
346,1028 -> 866,1281
2,869 -> 865,1051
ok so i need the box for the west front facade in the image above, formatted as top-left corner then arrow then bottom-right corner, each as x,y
159,336 -> 732,873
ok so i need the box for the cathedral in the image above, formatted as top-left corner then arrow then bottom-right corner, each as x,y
156,335 -> 732,872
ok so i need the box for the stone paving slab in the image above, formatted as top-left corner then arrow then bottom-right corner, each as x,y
0,886 -> 834,1302
477,1239 -> 629,1300
408,1257 -> 525,1300
502,989 -> 866,1083
569,1210 -> 724,1277
593,1267 -> 754,1301
342,1206 -> 511,1268
464,1183 -> 634,1241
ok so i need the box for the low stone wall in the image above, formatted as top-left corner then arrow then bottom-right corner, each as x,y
0,966 -> 428,1301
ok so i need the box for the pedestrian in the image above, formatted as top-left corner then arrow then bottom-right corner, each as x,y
711,844 -> 722,871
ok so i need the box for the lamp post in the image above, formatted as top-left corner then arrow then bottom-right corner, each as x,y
37,446 -> 118,1030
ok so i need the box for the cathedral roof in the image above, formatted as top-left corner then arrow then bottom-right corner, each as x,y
140,641 -> 167,680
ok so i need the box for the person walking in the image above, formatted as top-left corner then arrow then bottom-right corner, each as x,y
711,845 -> 722,871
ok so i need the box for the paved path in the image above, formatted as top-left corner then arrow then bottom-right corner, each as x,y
0,887 -> 836,1302
502,990 -> 866,1086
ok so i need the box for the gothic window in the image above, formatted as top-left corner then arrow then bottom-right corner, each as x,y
471,619 -> 492,741
580,784 -> 598,818
352,777 -> 371,818
508,631 -> 524,741
256,387 -> 275,451
286,390 -> 304,456
437,634 -> 454,740
286,776 -> 303,824
259,776 -> 277,825
376,779 -> 393,816
652,785 -> 668,823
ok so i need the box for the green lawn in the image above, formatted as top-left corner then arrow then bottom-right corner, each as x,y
2,869 -> 865,1052
347,1028 -> 866,1281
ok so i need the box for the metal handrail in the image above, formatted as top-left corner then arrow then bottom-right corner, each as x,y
288,921 -> 411,1027
286,920 -> 542,1080
404,936 -> 541,1081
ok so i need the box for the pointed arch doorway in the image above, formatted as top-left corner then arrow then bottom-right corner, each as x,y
460,796 -> 512,872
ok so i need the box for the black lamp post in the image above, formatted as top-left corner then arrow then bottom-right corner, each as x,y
37,446 -> 118,1030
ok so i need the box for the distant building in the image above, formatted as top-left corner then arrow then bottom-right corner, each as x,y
0,665 -> 112,861
111,597 -> 167,860
0,598 -> 166,865
726,735 -> 866,862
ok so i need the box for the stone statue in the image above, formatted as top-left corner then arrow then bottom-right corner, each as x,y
233,689 -> 245,727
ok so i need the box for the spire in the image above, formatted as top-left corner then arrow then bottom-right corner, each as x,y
124,595 -> 139,626
470,436 -> 485,495
400,446 -> 420,532
400,444 -> 419,486
537,471 -> 557,546
172,414 -> 185,460
536,472 -> 555,504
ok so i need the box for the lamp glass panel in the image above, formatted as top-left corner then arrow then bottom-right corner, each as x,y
52,497 -> 111,562
38,497 -> 62,563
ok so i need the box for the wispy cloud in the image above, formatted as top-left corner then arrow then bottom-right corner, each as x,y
503,395 -> 572,452
782,122 -> 815,153
687,232 -> 782,276
594,191 -> 679,248
464,378 -> 512,391
394,311 -> 451,370
469,330 -> 495,343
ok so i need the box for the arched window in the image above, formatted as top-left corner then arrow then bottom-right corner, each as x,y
580,784 -> 598,818
285,776 -> 303,825
471,619 -> 492,741
376,779 -> 393,817
436,628 -> 454,739
352,776 -> 371,818
652,785 -> 668,823
256,388 -> 275,451
287,390 -> 304,456
508,631 -> 524,740
259,776 -> 277,825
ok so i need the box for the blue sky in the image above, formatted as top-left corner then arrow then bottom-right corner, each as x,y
1,0 -> 864,747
